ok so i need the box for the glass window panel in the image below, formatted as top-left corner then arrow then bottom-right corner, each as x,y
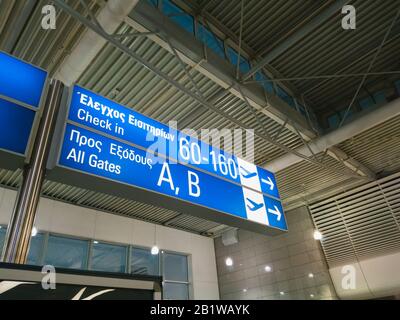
131,247 -> 159,276
239,57 -> 250,74
164,282 -> 189,300
162,0 -> 194,34
0,226 -> 6,252
44,235 -> 89,270
163,252 -> 188,282
226,46 -> 250,74
276,85 -> 295,108
90,242 -> 127,273
395,80 -> 400,96
27,233 -> 45,265
255,71 -> 274,93
197,23 -> 225,59
147,0 -> 158,8
339,108 -> 353,122
373,91 -> 386,105
327,114 -> 340,128
298,104 -> 307,117
359,97 -> 374,110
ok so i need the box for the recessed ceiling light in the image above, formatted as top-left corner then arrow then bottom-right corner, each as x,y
279,291 -> 285,296
225,257 -> 233,267
265,265 -> 272,272
243,288 -> 247,293
93,240 -> 99,244
313,230 -> 323,240
310,294 -> 315,298
308,273 -> 314,278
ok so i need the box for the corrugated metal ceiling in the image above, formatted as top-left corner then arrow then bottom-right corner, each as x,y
337,115 -> 400,175
186,0 -> 400,115
309,172 -> 400,267
276,112 -> 400,209
271,0 -> 400,110
0,0 -> 103,74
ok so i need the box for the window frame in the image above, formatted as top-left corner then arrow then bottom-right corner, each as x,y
88,240 -> 129,274
160,250 -> 192,300
0,225 -> 7,254
0,226 -> 193,299
130,244 -> 161,277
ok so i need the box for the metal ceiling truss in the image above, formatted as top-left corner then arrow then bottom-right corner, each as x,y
54,0 -> 373,181
173,0 -> 376,179
302,32 -> 400,97
176,0 -> 312,126
338,6 -> 400,128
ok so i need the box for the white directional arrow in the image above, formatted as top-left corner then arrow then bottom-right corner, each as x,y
261,176 -> 275,191
268,206 -> 281,221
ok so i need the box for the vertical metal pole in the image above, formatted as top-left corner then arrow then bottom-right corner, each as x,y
1,79 -> 64,264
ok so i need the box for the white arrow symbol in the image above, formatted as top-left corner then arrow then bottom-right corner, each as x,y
268,206 -> 281,221
261,177 -> 275,191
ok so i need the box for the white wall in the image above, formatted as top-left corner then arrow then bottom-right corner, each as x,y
329,252 -> 400,299
0,187 -> 219,300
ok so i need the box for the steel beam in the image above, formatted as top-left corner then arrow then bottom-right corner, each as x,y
55,0 -> 139,85
264,97 -> 400,173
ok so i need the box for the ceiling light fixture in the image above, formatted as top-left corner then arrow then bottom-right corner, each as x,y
313,230 -> 323,240
225,257 -> 233,267
31,227 -> 38,237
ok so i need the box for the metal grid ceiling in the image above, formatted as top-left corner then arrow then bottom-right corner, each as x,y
308,172 -> 400,267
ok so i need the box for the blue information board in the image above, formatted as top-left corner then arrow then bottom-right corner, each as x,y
59,124 -> 287,231
67,85 -> 280,199
0,52 -> 47,156
58,85 -> 287,232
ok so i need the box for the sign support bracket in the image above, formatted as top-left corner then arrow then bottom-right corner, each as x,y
1,80 -> 64,264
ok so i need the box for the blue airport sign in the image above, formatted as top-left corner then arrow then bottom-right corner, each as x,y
58,124 -> 287,231
0,52 -> 47,156
67,85 -> 281,199
0,99 -> 36,155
